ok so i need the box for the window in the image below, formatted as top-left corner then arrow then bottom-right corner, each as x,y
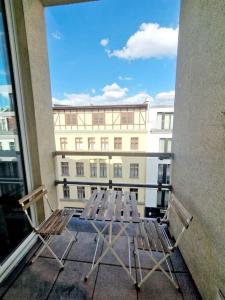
157,190 -> 170,208
0,118 -> 7,131
131,137 -> 138,150
130,164 -> 139,178
61,162 -> 69,176
60,137 -> 67,150
88,137 -> 95,150
157,113 -> 173,130
75,137 -> 83,150
100,162 -> 107,177
114,187 -> 122,192
114,137 -> 122,150
91,187 -> 97,194
63,186 -> 70,199
159,138 -> 172,153
65,112 -> 77,125
77,186 -> 85,200
130,188 -> 138,201
90,161 -> 97,177
101,137 -> 108,151
92,112 -> 105,125
9,141 -> 15,151
113,163 -> 122,177
158,164 -> 171,184
100,187 -> 107,191
121,112 -> 134,125
76,162 -> 84,176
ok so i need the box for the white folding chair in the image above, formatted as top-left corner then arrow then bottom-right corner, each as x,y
134,194 -> 193,290
18,185 -> 76,269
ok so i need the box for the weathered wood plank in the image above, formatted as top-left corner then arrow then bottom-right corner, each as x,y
123,192 -> 131,222
153,220 -> 169,253
115,191 -> 122,222
88,191 -> 104,220
80,190 -> 98,219
96,191 -> 109,221
105,191 -> 116,221
130,192 -> 140,223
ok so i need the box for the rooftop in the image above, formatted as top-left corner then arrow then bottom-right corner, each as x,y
0,218 -> 201,300
52,103 -> 149,110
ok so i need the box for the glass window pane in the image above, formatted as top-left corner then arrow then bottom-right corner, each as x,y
0,1 -> 31,264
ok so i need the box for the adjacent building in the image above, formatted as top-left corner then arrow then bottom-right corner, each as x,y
145,104 -> 173,217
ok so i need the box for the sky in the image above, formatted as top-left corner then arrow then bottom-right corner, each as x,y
45,0 -> 180,107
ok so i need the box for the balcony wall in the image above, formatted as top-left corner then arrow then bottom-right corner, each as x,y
171,1 -> 225,299
10,0 -> 57,219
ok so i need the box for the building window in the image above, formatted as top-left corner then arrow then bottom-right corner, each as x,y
113,163 -> 122,177
101,137 -> 109,151
157,113 -> 173,130
121,112 -> 134,125
159,138 -> 172,153
91,187 -> 97,194
131,137 -> 138,150
0,118 -> 7,131
76,162 -> 84,176
92,112 -> 105,125
100,162 -> 107,177
63,185 -> 70,199
88,137 -> 95,150
100,187 -> 107,191
114,137 -> 122,150
65,112 -> 77,125
157,190 -> 170,208
60,137 -> 67,150
77,186 -> 85,200
130,164 -> 139,178
9,142 -> 15,151
61,162 -> 69,176
130,188 -> 138,201
114,187 -> 122,192
158,164 -> 171,184
75,137 -> 83,150
90,161 -> 97,177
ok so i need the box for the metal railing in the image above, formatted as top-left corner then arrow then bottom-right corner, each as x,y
54,151 -> 173,191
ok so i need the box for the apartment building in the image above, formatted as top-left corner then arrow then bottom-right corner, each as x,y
53,103 -> 149,216
145,104 -> 173,217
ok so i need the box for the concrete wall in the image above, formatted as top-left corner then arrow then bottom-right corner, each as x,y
172,1 -> 225,299
11,0 -> 57,220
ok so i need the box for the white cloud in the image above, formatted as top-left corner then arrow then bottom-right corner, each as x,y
53,83 -> 152,106
91,89 -> 96,94
51,31 -> 62,40
108,23 -> 178,60
0,85 -> 12,98
118,76 -> 133,81
155,90 -> 175,101
100,38 -> 109,47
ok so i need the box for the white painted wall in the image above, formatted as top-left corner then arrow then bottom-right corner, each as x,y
146,105 -> 173,208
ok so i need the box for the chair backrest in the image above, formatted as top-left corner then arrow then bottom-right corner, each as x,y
169,193 -> 193,229
18,185 -> 47,211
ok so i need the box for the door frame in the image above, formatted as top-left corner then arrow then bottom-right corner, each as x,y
0,0 -> 37,283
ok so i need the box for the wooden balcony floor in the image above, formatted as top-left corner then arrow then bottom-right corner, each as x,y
0,218 -> 202,300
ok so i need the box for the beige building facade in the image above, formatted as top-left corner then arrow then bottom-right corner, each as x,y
53,104 -> 149,216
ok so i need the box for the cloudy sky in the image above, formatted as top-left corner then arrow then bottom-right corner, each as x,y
45,0 -> 180,106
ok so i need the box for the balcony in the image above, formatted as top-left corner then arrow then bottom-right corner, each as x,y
0,218 -> 201,300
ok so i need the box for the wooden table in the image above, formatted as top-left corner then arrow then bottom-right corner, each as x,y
80,190 -> 140,285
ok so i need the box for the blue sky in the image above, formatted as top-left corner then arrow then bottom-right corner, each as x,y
45,0 -> 180,106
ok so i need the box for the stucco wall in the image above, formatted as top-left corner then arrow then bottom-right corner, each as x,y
172,1 -> 225,299
11,0 -> 57,219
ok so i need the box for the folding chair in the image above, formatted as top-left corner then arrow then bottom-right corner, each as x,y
134,193 -> 193,290
18,185 -> 76,269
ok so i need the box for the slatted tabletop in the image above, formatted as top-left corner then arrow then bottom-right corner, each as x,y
80,190 -> 140,223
